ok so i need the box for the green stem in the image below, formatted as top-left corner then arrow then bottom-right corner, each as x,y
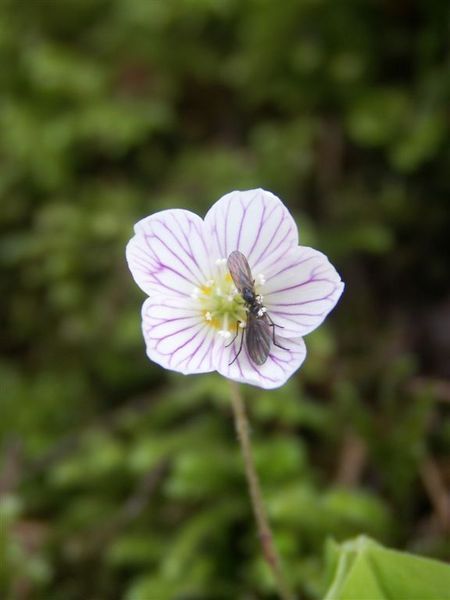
229,380 -> 294,600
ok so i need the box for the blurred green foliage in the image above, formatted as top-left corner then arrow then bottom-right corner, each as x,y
0,0 -> 449,598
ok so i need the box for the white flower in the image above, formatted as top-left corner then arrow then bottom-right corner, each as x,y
126,189 -> 344,389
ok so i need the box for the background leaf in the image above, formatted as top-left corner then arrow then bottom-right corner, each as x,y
325,536 -> 450,600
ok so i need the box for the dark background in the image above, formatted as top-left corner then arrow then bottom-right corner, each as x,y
0,0 -> 449,598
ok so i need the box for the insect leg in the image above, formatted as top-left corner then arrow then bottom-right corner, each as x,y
225,320 -> 241,347
229,324 -> 245,365
265,313 -> 288,350
268,323 -> 289,351
266,313 -> 284,329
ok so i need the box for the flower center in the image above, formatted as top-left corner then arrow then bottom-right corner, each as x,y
190,258 -> 250,339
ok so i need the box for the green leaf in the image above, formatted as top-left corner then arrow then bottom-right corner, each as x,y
324,536 -> 450,600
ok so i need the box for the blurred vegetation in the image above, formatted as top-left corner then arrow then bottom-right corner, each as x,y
0,0 -> 449,598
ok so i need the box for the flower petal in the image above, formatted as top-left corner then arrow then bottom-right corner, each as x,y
204,189 -> 298,275
141,297 -> 217,375
213,333 -> 306,390
126,209 -> 212,298
262,246 -> 344,337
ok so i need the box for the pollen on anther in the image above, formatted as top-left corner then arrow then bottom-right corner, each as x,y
257,273 -> 266,285
205,311 -> 212,321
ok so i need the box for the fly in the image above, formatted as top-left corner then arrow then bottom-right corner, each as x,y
226,250 -> 287,365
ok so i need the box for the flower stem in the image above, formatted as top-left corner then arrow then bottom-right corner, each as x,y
229,380 -> 294,600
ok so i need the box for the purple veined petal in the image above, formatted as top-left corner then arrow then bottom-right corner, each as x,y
213,333 -> 307,390
204,189 -> 299,274
262,246 -> 344,338
141,297 -> 218,375
126,209 -> 213,298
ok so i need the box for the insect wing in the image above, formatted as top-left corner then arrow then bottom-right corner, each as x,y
245,313 -> 271,365
227,250 -> 254,293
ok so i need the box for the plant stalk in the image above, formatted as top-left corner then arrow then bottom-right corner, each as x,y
229,380 -> 294,600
